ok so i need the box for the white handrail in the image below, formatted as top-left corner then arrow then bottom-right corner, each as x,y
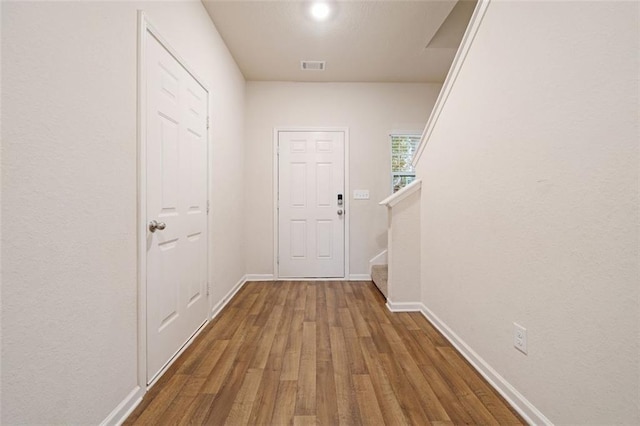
379,179 -> 422,208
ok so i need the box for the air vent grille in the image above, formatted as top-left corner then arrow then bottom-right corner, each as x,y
301,60 -> 326,71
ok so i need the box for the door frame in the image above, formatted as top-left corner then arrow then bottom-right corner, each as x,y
136,11 -> 211,391
273,127 -> 350,280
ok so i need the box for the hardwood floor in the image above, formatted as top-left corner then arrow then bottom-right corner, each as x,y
125,281 -> 524,425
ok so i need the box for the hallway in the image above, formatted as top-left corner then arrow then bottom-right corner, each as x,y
125,281 -> 523,425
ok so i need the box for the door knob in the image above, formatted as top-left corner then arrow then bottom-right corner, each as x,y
337,209 -> 344,216
149,220 -> 166,232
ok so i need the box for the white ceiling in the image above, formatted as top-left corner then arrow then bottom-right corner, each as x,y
201,0 -> 477,83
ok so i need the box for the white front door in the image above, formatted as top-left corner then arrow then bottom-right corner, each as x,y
145,31 -> 209,383
278,131 -> 346,278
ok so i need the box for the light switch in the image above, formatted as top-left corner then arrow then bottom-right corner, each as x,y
353,190 -> 370,200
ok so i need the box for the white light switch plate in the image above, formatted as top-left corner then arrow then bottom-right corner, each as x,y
353,190 -> 370,200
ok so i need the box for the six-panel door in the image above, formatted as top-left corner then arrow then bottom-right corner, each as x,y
278,131 -> 345,278
145,31 -> 209,383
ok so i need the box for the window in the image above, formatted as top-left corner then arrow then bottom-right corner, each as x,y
391,134 -> 420,193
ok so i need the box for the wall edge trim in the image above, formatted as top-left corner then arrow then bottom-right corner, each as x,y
412,0 -> 491,167
244,274 -> 275,281
100,386 -> 144,426
211,275 -> 249,317
419,303 -> 553,426
349,274 -> 371,281
386,300 -> 422,312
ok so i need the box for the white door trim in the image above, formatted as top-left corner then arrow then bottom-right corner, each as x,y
136,11 -> 211,391
273,127 -> 350,280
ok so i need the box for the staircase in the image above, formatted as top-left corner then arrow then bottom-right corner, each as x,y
377,179 -> 422,306
371,264 -> 388,298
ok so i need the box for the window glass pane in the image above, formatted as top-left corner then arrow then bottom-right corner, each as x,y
391,135 -> 420,173
391,134 -> 420,192
392,174 -> 416,193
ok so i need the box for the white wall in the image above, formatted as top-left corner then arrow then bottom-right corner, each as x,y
415,1 -> 639,423
244,82 -> 440,277
1,1 -> 245,423
387,188 -> 421,305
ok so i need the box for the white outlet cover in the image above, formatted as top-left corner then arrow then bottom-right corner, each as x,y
513,323 -> 527,355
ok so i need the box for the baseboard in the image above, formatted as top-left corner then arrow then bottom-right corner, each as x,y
244,274 -> 275,282
100,385 -> 144,426
349,274 -> 371,281
148,319 -> 210,388
250,274 -> 366,281
419,304 -> 552,425
386,300 -> 422,312
103,275 -> 251,425
211,274 -> 249,318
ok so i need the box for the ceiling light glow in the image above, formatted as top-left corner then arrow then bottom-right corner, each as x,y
310,2 -> 331,21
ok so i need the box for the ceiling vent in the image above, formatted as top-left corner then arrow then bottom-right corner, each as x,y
301,60 -> 326,71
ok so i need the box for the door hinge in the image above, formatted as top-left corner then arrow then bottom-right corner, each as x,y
207,200 -> 210,214
277,256 -> 279,265
206,282 -> 210,296
206,116 -> 210,130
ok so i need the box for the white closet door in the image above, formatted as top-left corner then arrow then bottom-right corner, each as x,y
145,31 -> 208,383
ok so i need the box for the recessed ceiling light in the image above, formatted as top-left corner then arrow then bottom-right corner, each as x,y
310,2 -> 331,21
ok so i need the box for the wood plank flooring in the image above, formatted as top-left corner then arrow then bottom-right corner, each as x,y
125,281 -> 524,425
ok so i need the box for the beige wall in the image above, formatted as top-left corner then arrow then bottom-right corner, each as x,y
415,1 -> 639,423
387,188 -> 421,305
244,82 -> 440,277
1,1 -> 245,423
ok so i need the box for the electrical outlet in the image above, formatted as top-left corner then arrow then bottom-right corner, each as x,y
513,323 -> 527,355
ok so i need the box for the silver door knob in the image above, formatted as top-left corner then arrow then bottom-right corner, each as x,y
337,209 -> 343,215
149,220 -> 166,232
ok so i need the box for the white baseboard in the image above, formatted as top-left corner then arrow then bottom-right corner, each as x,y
148,320 -> 209,388
103,274 -> 251,426
249,274 -> 368,282
100,385 -> 144,426
386,300 -> 422,312
349,274 -> 371,281
211,274 -> 249,318
419,304 -> 551,425
153,276 -> 249,388
244,274 -> 275,281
